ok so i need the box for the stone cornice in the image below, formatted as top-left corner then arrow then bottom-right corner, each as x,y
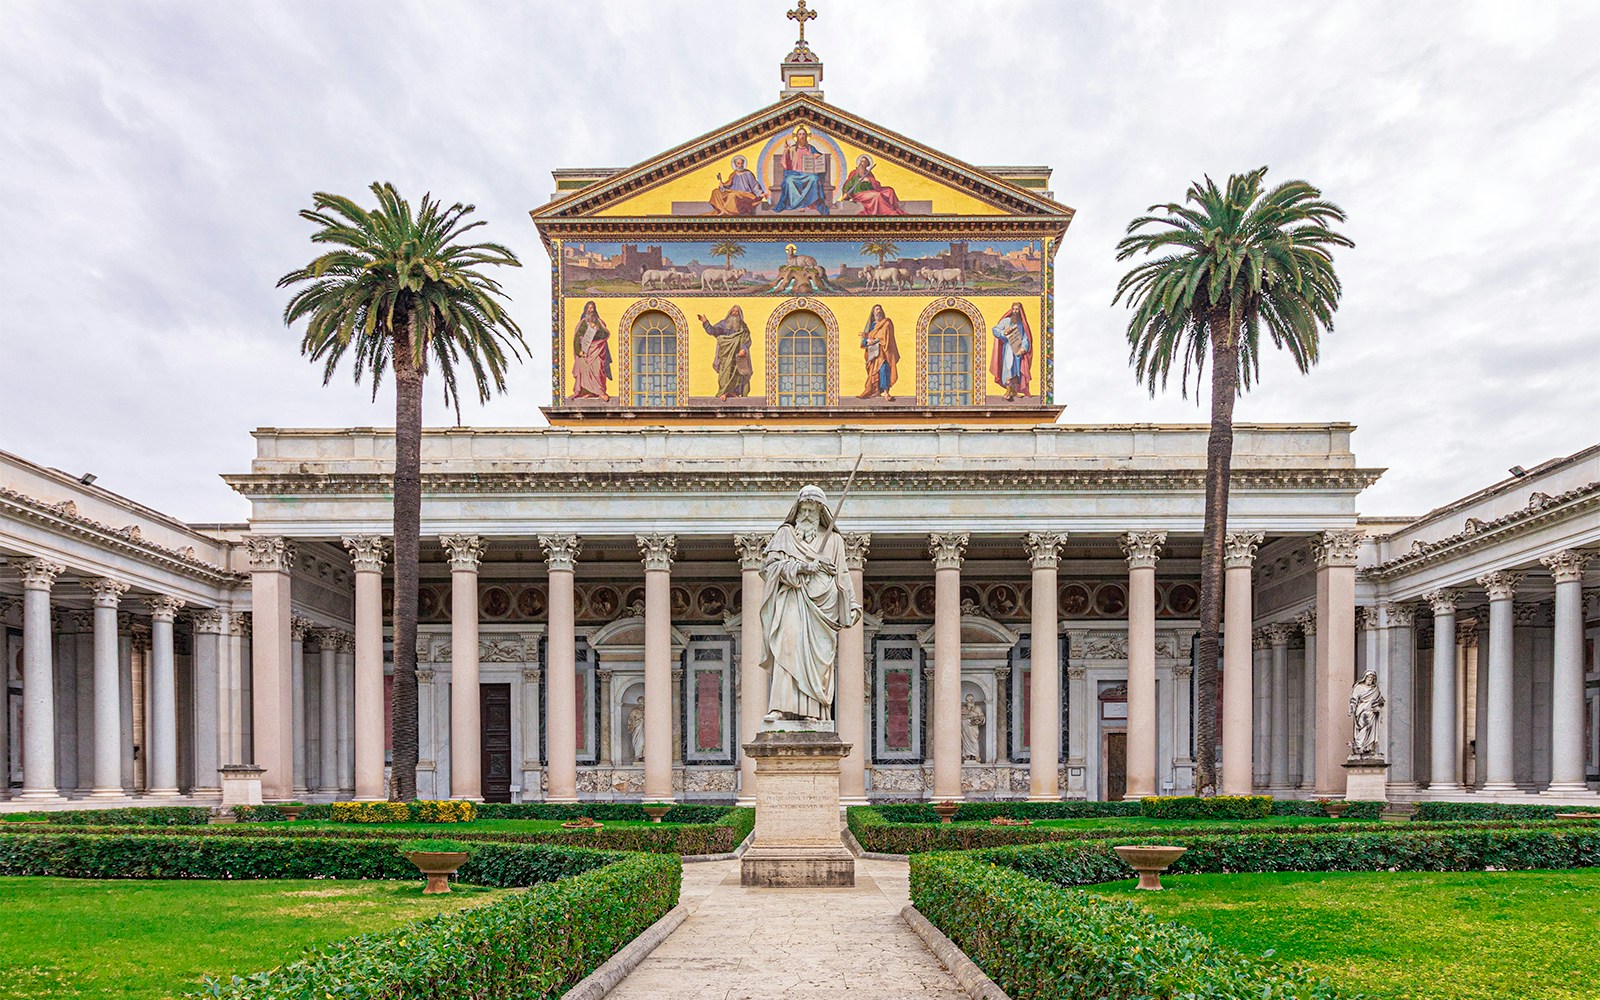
1363,481 -> 1600,582
1,487 -> 242,586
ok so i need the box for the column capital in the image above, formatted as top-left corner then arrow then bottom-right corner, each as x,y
1252,627 -> 1272,651
146,596 -> 185,622
1264,622 -> 1295,647
1383,601 -> 1418,628
84,577 -> 131,607
1223,530 -> 1265,569
193,609 -> 227,634
20,558 -> 65,590
538,534 -> 582,572
1295,609 -> 1316,637
1541,550 -> 1590,585
290,615 -> 317,641
1476,570 -> 1524,601
313,626 -> 347,649
843,532 -> 871,571
734,532 -> 771,570
1311,529 -> 1363,568
636,533 -> 678,571
1456,620 -> 1479,647
1120,530 -> 1166,570
243,535 -> 296,573
341,535 -> 389,572
440,534 -> 486,572
1424,588 -> 1458,614
229,611 -> 252,637
927,532 -> 969,571
1023,530 -> 1068,569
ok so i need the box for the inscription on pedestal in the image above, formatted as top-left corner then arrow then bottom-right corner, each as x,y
741,730 -> 856,887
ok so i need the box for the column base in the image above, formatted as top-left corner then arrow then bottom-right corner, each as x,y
16,790 -> 64,802
544,795 -> 580,805
292,786 -> 311,798
1542,783 -> 1597,796
147,788 -> 182,798
1480,781 -> 1519,793
1027,793 -> 1062,802
839,795 -> 870,808
735,795 -> 757,808
89,787 -> 127,798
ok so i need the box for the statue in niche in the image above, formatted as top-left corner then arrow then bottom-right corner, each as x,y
960,693 -> 985,762
760,485 -> 861,723
626,696 -> 645,763
1348,670 -> 1385,758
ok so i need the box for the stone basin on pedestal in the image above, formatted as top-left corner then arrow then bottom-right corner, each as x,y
1112,845 -> 1188,890
741,728 -> 855,887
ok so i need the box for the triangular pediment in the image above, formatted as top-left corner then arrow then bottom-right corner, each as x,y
535,96 -> 1073,222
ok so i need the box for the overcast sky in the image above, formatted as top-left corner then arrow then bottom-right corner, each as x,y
2,0 -> 1596,524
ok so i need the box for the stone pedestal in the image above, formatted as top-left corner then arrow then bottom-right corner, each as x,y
220,764 -> 266,808
1341,758 -> 1390,803
741,730 -> 855,887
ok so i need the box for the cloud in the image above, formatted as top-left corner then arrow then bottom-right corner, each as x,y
0,0 -> 1595,523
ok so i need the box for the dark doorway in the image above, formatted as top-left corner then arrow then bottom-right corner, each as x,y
480,684 -> 512,803
1105,732 -> 1128,802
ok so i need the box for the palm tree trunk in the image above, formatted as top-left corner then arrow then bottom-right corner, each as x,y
1193,311 -> 1241,797
389,310 -> 423,801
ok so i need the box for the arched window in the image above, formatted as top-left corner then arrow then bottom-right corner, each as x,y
925,309 -> 975,406
629,309 -> 677,406
774,310 -> 829,406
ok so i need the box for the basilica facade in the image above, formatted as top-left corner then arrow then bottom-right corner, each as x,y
3,46 -> 1597,810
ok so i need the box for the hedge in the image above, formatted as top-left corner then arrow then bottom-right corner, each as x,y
0,807 -> 756,857
230,803 -> 333,823
1412,801 -> 1600,822
0,806 -> 211,826
326,800 -> 475,824
875,800 -> 1143,824
472,802 -> 737,824
1268,799 -> 1386,820
910,852 -> 1344,999
1140,794 -> 1271,819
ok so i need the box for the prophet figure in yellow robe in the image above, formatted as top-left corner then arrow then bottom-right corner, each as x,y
858,303 -> 899,400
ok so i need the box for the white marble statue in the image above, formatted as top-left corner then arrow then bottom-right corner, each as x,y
960,693 -> 985,762
1348,669 -> 1385,758
626,697 -> 645,763
760,485 -> 862,723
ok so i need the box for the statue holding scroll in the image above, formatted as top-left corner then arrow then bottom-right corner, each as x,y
1348,669 -> 1386,758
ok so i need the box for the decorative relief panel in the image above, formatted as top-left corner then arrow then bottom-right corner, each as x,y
861,579 -> 1201,623
399,581 -> 741,625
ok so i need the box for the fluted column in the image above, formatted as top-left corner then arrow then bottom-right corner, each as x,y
1313,531 -> 1361,796
20,559 -> 65,800
1266,622 -> 1294,788
316,630 -> 340,794
839,532 -> 871,805
335,633 -> 354,795
929,532 -> 969,801
1121,530 -> 1165,799
1024,531 -> 1067,800
290,615 -> 312,797
1542,551 -> 1591,794
540,534 -> 581,804
1296,611 -> 1317,788
1424,590 -> 1461,792
342,536 -> 388,800
191,609 -> 226,796
638,533 -> 677,801
84,579 -> 131,797
1477,571 -> 1522,792
441,534 -> 485,802
1222,531 -> 1263,794
146,596 -> 185,796
734,533 -> 769,805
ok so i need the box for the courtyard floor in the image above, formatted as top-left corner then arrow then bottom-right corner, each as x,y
606,858 -> 965,999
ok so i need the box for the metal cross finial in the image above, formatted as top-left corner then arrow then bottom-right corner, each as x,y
787,0 -> 817,43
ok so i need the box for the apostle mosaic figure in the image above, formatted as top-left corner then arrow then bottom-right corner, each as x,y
570,301 -> 612,401
760,485 -> 861,722
1348,670 -> 1385,758
698,306 -> 753,399
840,155 -> 905,216
857,303 -> 899,400
990,302 -> 1033,401
708,155 -> 764,216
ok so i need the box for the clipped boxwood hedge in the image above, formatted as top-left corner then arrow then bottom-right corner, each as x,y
1140,794 -> 1272,819
327,800 -> 476,824
0,805 -> 211,826
875,800 -> 1142,824
473,802 -> 736,824
911,852 -> 1343,999
1412,801 -> 1600,822
230,803 -> 333,822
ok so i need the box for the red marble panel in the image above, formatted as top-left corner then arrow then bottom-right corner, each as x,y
1021,667 -> 1032,749
885,668 -> 912,751
695,670 -> 722,751
575,669 -> 587,749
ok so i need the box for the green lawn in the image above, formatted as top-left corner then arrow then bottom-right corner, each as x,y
972,815 -> 1354,831
247,817 -> 654,833
1101,869 -> 1600,999
0,877 -> 511,1000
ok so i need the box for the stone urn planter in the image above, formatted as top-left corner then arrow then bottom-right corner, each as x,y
642,804 -> 673,824
561,816 -> 604,830
1112,845 -> 1188,891
278,804 -> 306,822
400,840 -> 471,894
932,801 -> 961,825
1322,801 -> 1348,819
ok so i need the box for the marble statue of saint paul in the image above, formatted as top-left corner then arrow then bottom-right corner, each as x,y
760,485 -> 861,723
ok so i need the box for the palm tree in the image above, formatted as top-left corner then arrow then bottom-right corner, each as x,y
278,182 -> 525,800
1113,167 -> 1351,796
710,242 -> 745,270
860,241 -> 899,267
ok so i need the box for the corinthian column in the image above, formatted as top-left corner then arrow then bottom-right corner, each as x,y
1222,530 -> 1263,794
928,532 -> 969,802
146,595 -> 186,796
1424,589 -> 1461,792
539,534 -> 581,804
1541,551 -> 1591,795
85,578 -> 131,797
1265,622 -> 1294,788
1382,602 -> 1418,789
191,609 -> 227,797
441,534 -> 485,802
1296,610 -> 1317,788
734,533 -> 769,806
839,532 -> 871,805
1313,530 -> 1361,796
1121,530 -> 1165,799
638,533 -> 677,801
19,559 -> 65,800
1024,531 -> 1067,800
290,615 -> 313,797
1477,570 -> 1523,792
342,536 -> 388,800
316,629 -> 340,794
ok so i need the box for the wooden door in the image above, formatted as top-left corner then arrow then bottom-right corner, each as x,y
1105,732 -> 1128,802
479,684 -> 512,803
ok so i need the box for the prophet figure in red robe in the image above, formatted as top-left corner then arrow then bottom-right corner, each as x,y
840,155 -> 905,216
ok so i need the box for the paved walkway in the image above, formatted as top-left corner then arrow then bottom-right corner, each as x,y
605,857 -> 967,999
